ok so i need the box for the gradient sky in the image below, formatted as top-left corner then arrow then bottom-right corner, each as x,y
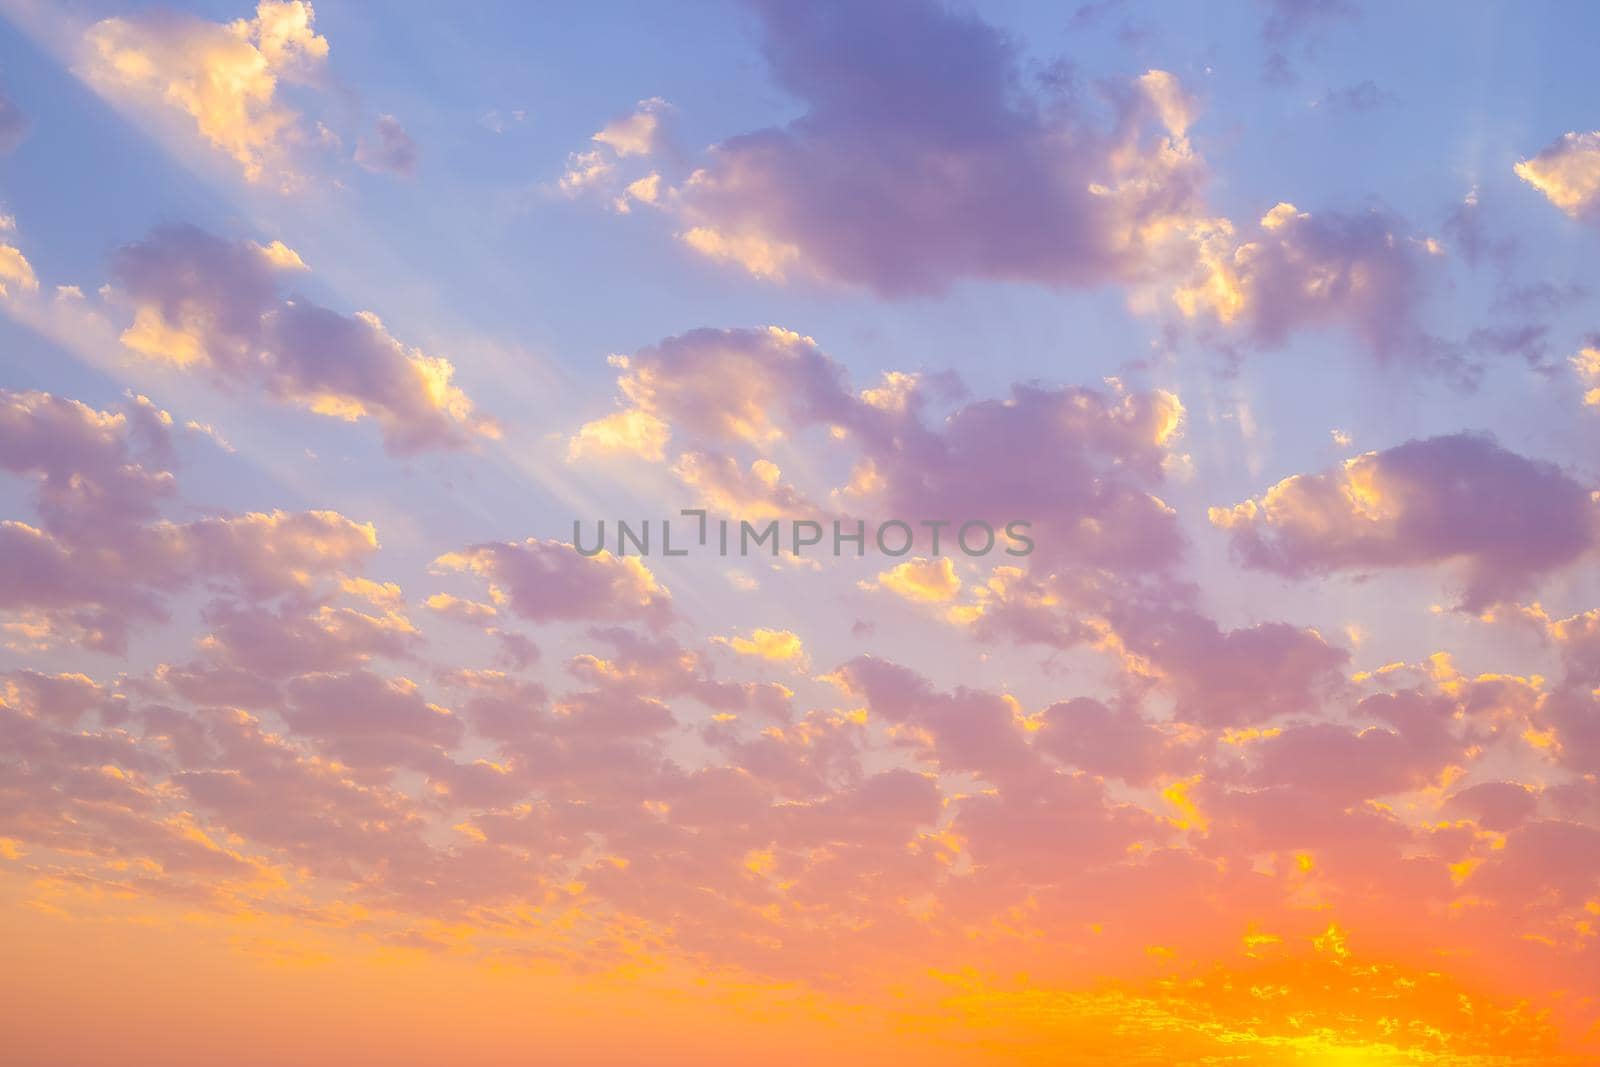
2,2 -> 1600,1064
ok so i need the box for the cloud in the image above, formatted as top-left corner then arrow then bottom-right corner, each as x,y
595,327 -> 855,445
1515,131 -> 1600,220
0,86 -> 28,153
1259,0 -> 1357,85
828,655 -> 1037,784
1,669 -> 120,725
0,389 -> 174,538
110,223 -> 497,453
0,243 -> 39,298
715,628 -> 807,665
1548,607 -> 1600,687
1447,781 -> 1538,832
0,389 -> 378,652
670,450 -> 820,519
1034,697 -> 1195,786
958,567 -> 1348,727
355,114 -> 419,176
663,0 -> 1207,295
566,627 -> 795,722
283,670 -> 464,770
556,98 -> 671,203
424,592 -> 498,624
1211,434 -> 1598,609
191,597 -> 419,678
593,96 -> 669,157
576,326 -> 1188,572
861,557 -> 962,603
566,408 -> 669,461
81,1 -> 330,186
558,148 -> 613,195
1573,338 -> 1600,409
440,669 -> 548,744
858,379 -> 1185,570
1172,203 -> 1449,368
432,539 -> 672,628
1542,688 -> 1600,775
0,506 -> 377,655
1126,614 -> 1348,728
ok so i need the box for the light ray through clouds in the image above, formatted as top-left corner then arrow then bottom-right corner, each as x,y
1,1 -> 1599,1064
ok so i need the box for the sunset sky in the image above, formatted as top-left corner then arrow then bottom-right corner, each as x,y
2,1 -> 1600,1063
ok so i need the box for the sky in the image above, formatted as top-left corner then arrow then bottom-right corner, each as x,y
1,1 -> 1600,1063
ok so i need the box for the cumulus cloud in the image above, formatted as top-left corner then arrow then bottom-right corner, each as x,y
1172,202 -> 1450,368
0,242 -> 38,298
1211,434 -> 1598,609
593,96 -> 669,158
1034,696 -> 1196,786
558,98 -> 671,202
861,557 -> 962,603
573,326 -> 1188,571
192,597 -> 419,678
81,1 -> 330,185
1547,607 -> 1600,688
0,389 -> 378,652
110,223 -> 496,453
283,670 -> 463,771
661,0 -> 1208,294
12,9 -> 1600,1042
566,407 -> 670,462
828,655 -> 1037,784
1448,781 -> 1538,832
957,566 -> 1348,727
1515,131 -> 1600,220
432,538 -> 672,628
588,327 -> 854,446
0,389 -> 174,538
714,628 -> 807,666
671,450 -> 823,520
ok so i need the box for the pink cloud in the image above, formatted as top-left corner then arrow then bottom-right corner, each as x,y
433,539 -> 672,628
110,223 -> 495,453
1212,433 -> 1597,610
674,0 -> 1207,295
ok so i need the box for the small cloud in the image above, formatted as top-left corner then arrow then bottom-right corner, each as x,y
715,627 -> 807,666
593,97 -> 669,157
355,114 -> 418,176
478,108 -> 526,134
1516,130 -> 1600,220
567,409 -> 670,462
860,557 -> 962,604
